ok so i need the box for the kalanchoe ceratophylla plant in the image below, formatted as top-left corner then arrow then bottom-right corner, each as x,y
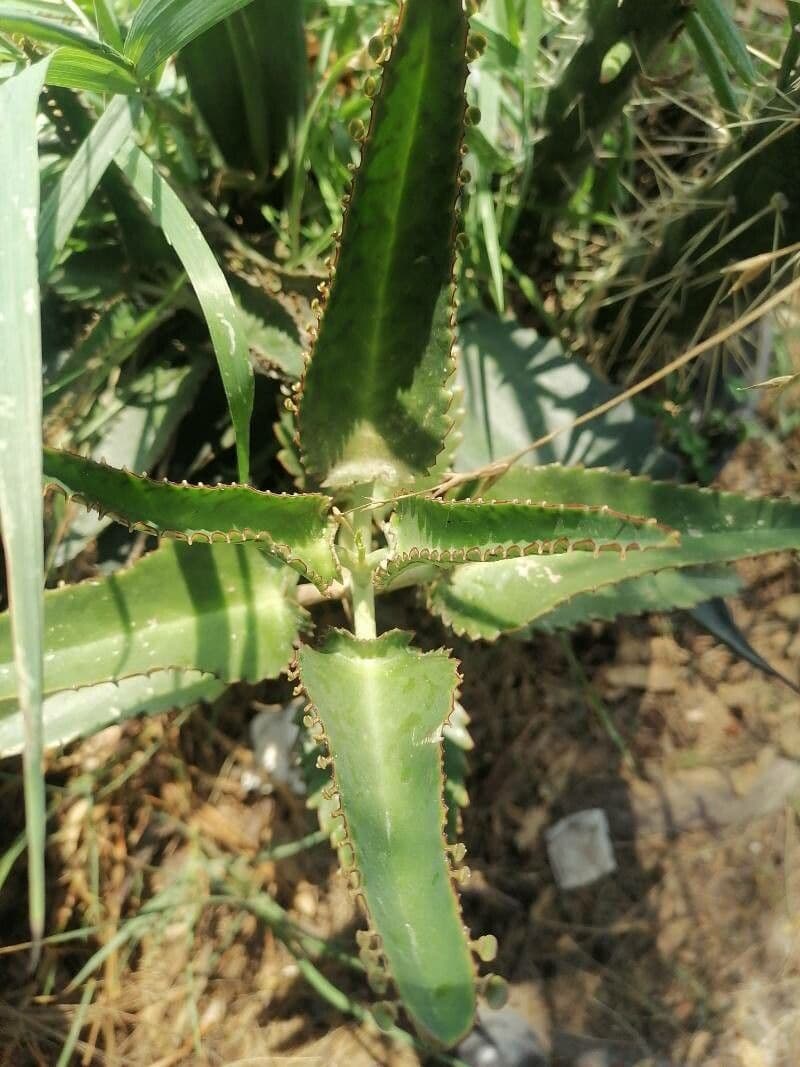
3,0 -> 800,1051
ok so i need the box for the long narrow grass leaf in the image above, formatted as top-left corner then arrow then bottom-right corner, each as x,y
0,57 -> 51,956
93,0 -> 122,50
123,0 -> 259,78
38,95 -> 140,277
0,7 -> 132,67
46,46 -> 138,94
695,0 -> 757,85
114,141 -> 254,481
55,978 -> 96,1067
686,11 -> 739,117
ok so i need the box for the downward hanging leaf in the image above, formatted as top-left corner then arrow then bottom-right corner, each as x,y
428,466 -> 800,639
298,0 -> 469,488
114,141 -> 254,483
298,631 -> 476,1046
43,447 -> 339,590
381,495 -> 678,587
0,543 -> 303,704
0,58 -> 51,955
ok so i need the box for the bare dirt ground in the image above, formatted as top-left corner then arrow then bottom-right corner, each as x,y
0,425 -> 798,1067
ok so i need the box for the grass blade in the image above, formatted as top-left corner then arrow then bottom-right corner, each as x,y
695,0 -> 757,85
45,45 -> 138,94
0,5 -> 133,68
686,10 -> 739,118
114,141 -> 254,481
38,94 -> 140,278
0,57 -> 51,958
92,0 -> 122,50
123,0 -> 259,78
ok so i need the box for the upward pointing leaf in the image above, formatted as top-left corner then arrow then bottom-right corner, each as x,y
181,0 -> 306,179
0,7 -> 133,68
298,0 -> 469,489
0,58 -> 51,953
298,631 -> 476,1046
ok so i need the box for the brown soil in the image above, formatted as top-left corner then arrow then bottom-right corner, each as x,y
0,429 -> 798,1067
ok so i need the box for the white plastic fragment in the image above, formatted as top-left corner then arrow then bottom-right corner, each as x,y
247,698 -> 305,795
545,808 -> 616,891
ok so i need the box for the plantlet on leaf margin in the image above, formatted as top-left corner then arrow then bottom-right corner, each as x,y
3,0 -> 800,1052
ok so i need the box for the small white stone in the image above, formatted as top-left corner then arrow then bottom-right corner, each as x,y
250,698 -> 306,794
546,808 -> 617,891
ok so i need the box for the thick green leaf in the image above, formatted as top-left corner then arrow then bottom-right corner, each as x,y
455,311 -> 676,476
0,57 -> 51,950
38,95 -> 140,278
298,631 -> 476,1046
428,466 -> 800,639
114,141 -> 254,483
381,494 -> 678,587
298,0 -> 468,488
0,670 -> 225,757
535,566 -> 743,632
0,543 -> 302,703
42,447 -> 339,590
51,360 -> 208,565
123,0 -> 259,78
181,0 -> 305,178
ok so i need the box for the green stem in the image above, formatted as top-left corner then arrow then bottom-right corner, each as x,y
348,508 -> 377,640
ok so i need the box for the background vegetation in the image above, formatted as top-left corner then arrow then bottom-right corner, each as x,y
0,0 -> 798,1063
